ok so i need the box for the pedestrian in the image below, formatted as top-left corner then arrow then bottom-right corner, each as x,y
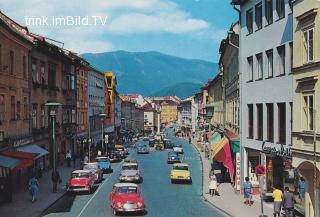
28,173 -> 39,202
97,149 -> 102,157
298,177 -> 305,201
66,150 -> 72,167
272,185 -> 283,217
83,153 -> 89,164
243,177 -> 253,206
209,173 -> 217,196
282,186 -> 295,217
51,170 -> 61,193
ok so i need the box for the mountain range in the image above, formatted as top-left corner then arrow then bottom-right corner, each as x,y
81,51 -> 217,99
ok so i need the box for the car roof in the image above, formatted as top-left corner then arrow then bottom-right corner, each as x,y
72,170 -> 91,174
114,182 -> 138,188
96,156 -> 109,159
84,162 -> 98,165
173,163 -> 189,167
123,162 -> 138,166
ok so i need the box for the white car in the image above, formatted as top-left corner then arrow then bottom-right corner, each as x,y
173,144 -> 183,154
119,162 -> 141,183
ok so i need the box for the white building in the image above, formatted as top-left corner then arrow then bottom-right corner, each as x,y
234,0 -> 293,196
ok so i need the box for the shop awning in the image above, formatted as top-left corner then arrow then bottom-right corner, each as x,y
1,149 -> 38,170
224,130 -> 239,141
211,137 -> 234,181
17,144 -> 48,159
209,132 -> 221,144
231,140 -> 240,153
0,155 -> 21,169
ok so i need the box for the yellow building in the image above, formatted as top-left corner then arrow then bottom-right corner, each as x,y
104,72 -> 116,125
160,101 -> 178,125
292,1 -> 320,216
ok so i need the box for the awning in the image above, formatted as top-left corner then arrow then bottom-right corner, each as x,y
17,144 -> 49,159
0,155 -> 21,169
209,132 -> 221,144
211,137 -> 234,181
1,149 -> 38,170
231,140 -> 240,153
224,130 -> 239,141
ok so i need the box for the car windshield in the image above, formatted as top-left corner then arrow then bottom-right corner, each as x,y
83,165 -> 98,170
96,158 -> 109,162
72,172 -> 89,178
173,165 -> 188,171
116,186 -> 138,194
122,165 -> 138,170
174,144 -> 182,148
168,152 -> 177,156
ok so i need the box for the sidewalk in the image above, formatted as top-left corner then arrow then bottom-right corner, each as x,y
191,138 -> 274,217
0,160 -> 81,217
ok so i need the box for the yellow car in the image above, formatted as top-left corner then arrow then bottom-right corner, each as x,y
170,163 -> 192,184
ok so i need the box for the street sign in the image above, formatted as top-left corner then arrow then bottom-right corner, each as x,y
255,164 -> 266,176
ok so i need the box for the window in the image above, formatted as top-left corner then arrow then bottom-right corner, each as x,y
246,9 -> 253,34
276,0 -> 285,19
257,104 -> 263,140
289,42 -> 293,69
16,101 -> 21,120
303,29 -> 314,63
266,49 -> 273,77
277,45 -> 285,75
10,96 -> 15,120
256,53 -> 263,79
32,104 -> 37,128
31,58 -> 37,82
9,50 -> 14,74
0,95 -> 4,121
265,0 -> 273,25
23,97 -> 28,120
278,103 -> 286,144
255,3 -> 262,30
40,61 -> 45,83
247,56 -> 253,81
303,94 -> 314,131
48,62 -> 56,89
267,103 -> 274,142
248,104 -> 254,138
40,105 -> 45,128
72,109 -> 76,123
22,55 -> 27,79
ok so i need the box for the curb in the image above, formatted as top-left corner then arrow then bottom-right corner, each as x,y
39,191 -> 66,217
189,139 -> 234,217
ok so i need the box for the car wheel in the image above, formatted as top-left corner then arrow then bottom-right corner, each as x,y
88,187 -> 92,194
113,209 -> 118,216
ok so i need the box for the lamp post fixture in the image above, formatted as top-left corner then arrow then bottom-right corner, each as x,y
155,105 -> 161,134
99,113 -> 107,155
45,102 -> 62,177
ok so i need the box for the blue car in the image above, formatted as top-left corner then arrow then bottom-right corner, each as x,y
167,151 -> 180,164
95,157 -> 112,173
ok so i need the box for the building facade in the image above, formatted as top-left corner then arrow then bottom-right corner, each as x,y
143,103 -> 156,135
160,100 -> 178,125
292,1 -> 320,216
235,0 -> 293,195
88,67 -> 105,147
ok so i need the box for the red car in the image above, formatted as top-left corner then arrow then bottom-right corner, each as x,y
109,183 -> 146,215
66,170 -> 95,194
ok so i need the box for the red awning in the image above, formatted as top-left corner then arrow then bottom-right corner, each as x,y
224,130 -> 239,141
1,149 -> 39,170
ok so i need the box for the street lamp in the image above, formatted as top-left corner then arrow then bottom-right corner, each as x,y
155,105 -> 161,134
99,113 -> 107,155
88,138 -> 92,162
45,102 -> 62,177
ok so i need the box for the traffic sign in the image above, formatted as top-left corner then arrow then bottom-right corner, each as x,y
255,164 -> 266,176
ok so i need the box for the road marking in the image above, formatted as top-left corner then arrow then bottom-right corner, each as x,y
76,162 -> 123,217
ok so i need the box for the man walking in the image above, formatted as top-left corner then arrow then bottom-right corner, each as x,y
282,187 -> 295,217
243,177 -> 253,206
51,170 -> 61,193
272,186 -> 283,217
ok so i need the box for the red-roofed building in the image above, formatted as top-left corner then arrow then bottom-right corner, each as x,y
142,103 -> 158,134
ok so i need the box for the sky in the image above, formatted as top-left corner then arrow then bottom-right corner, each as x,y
0,0 -> 238,62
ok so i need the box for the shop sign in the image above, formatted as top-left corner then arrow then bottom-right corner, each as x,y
235,153 -> 241,191
13,137 -> 34,147
261,142 -> 292,158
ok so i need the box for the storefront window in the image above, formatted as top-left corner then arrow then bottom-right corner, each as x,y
247,150 -> 260,186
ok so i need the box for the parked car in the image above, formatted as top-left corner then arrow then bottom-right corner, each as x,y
66,170 -> 95,194
173,144 -> 183,154
164,139 -> 174,149
83,162 -> 103,183
115,144 -> 127,158
167,151 -> 180,164
95,157 -> 112,173
170,163 -> 192,184
110,151 -> 122,162
110,183 -> 146,215
137,144 -> 149,154
124,158 -> 138,164
119,162 -> 141,183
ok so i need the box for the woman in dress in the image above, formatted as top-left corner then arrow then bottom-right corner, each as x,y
28,173 -> 39,202
209,173 -> 217,196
